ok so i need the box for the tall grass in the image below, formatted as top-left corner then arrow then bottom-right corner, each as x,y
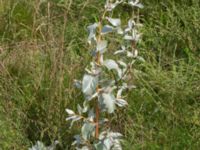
0,0 -> 199,149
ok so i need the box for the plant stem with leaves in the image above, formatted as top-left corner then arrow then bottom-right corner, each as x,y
66,0 -> 144,149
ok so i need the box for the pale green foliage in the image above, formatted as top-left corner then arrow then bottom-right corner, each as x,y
66,0 -> 144,149
29,141 -> 58,150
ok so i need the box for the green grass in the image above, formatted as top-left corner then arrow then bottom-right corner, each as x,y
0,0 -> 200,149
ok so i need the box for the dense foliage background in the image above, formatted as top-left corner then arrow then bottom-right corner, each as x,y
0,0 -> 199,149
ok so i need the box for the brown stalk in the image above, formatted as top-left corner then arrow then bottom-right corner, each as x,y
95,10 -> 107,139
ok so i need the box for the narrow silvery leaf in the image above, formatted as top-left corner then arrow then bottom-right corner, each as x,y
116,99 -> 128,107
135,3 -> 144,8
66,115 -> 77,121
97,40 -> 108,53
87,23 -> 99,44
137,56 -> 145,62
103,59 -> 119,70
101,25 -> 113,34
88,109 -> 95,122
81,122 -> 95,140
128,0 -> 144,8
77,104 -> 82,114
117,27 -> 124,34
118,60 -> 127,68
134,49 -> 138,57
124,34 -> 134,40
88,92 -> 98,101
124,30 -> 140,41
100,54 -> 104,64
66,109 -> 75,115
127,51 -> 134,58
82,74 -> 98,98
72,135 -> 82,145
103,59 -> 122,78
114,50 -> 125,55
82,101 -> 89,113
108,132 -> 123,138
125,19 -> 135,33
107,17 -> 121,27
114,46 -> 126,55
117,88 -> 123,98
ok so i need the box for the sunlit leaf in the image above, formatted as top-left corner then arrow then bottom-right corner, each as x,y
107,17 -> 121,27
65,109 -> 75,115
81,122 -> 95,140
116,99 -> 128,107
103,59 -> 122,78
101,25 -> 113,34
100,93 -> 115,113
97,40 -> 108,53
82,74 -> 98,98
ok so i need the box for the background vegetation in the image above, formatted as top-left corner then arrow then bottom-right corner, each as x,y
0,0 -> 199,149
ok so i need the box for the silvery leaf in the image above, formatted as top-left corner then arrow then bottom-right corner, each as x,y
101,25 -> 113,34
124,30 -> 140,41
112,139 -> 122,150
81,122 -> 95,140
135,3 -> 144,8
114,46 -> 126,55
88,109 -> 95,122
88,92 -> 99,101
87,23 -> 99,44
117,27 -> 124,34
108,132 -> 123,138
116,98 -> 128,107
97,40 -> 108,53
114,50 -> 125,55
134,49 -> 138,57
103,59 -> 122,78
82,74 -> 98,98
128,0 -> 144,8
77,104 -> 83,114
137,56 -> 145,62
127,51 -> 134,58
125,19 -> 135,33
66,115 -> 77,121
66,109 -> 75,115
117,60 -> 127,68
103,59 -> 119,70
100,93 -> 116,113
107,17 -> 121,27
72,135 -> 82,146
83,101 -> 89,113
124,35 -> 134,40
117,88 -> 123,98
103,138 -> 113,149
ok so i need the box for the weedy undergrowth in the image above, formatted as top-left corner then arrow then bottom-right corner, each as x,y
66,0 -> 144,149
